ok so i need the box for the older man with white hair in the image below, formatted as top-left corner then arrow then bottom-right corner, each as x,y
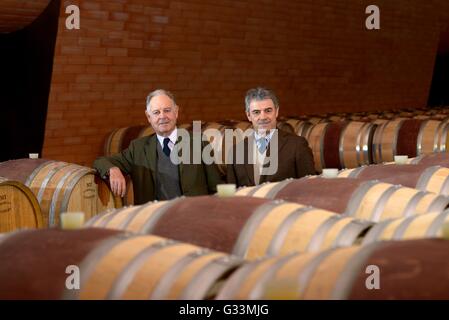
94,89 -> 224,204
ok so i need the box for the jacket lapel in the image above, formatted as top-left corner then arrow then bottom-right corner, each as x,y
145,135 -> 157,173
143,135 -> 157,198
144,134 -> 158,186
259,129 -> 287,184
176,134 -> 184,180
273,129 -> 288,156
244,136 -> 255,185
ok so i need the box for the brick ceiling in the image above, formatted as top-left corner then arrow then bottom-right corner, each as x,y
0,0 -> 51,33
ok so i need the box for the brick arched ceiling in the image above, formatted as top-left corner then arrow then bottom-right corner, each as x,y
0,0 -> 51,33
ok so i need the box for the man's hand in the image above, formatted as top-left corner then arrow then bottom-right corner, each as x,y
109,167 -> 126,197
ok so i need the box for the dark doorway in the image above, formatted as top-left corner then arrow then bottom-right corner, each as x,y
0,0 -> 61,162
428,54 -> 449,107
428,28 -> 449,107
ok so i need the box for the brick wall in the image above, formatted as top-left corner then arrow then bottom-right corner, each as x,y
0,0 -> 51,33
42,0 -> 449,165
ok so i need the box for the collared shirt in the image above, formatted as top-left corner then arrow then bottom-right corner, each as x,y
254,129 -> 275,153
156,127 -> 178,151
253,129 -> 276,185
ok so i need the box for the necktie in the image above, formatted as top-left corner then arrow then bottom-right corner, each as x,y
163,137 -> 171,157
257,137 -> 268,154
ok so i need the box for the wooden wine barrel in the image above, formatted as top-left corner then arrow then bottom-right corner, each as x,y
329,115 -> 348,122
436,117 -> 449,152
216,239 -> 449,300
425,108 -> 449,116
306,121 -> 375,172
365,113 -> 383,120
371,118 -> 389,126
372,119 -> 443,164
282,119 -> 313,137
305,122 -> 329,172
103,122 -> 204,156
379,111 -> 397,119
0,228 -> 241,300
414,119 -> 443,154
362,211 -> 449,244
319,121 -> 346,170
86,196 -> 372,259
0,159 -> 118,227
372,118 -> 406,164
235,177 -> 449,222
413,114 -> 431,120
338,121 -> 375,168
397,111 -> 414,118
347,114 -> 365,121
409,152 -> 449,166
338,164 -> 449,196
228,121 -> 252,132
0,177 -> 43,232
109,175 -> 135,206
276,121 -> 294,133
104,125 -> 153,156
306,116 -> 327,124
122,176 -> 134,206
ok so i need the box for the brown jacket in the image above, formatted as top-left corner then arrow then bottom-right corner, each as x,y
226,129 -> 316,187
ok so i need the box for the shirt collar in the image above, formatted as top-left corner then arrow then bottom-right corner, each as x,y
254,129 -> 276,141
157,127 -> 178,146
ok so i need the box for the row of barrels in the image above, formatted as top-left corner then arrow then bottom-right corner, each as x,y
338,152 -> 449,194
66,160 -> 449,300
2,152 -> 449,299
305,118 -> 449,171
104,120 -> 254,157
85,188 -> 449,257
3,151 -> 448,232
0,159 -> 120,233
0,227 -> 448,299
115,150 -> 449,211
282,117 -> 449,171
283,105 -> 449,123
235,178 -> 448,221
3,160 -> 449,254
104,117 -> 449,175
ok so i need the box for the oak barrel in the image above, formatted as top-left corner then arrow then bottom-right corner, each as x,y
338,164 -> 449,196
236,177 -> 449,221
216,239 -> 449,300
372,119 -> 444,163
0,177 -> 43,232
306,121 -> 375,171
410,152 -> 449,167
104,125 -> 153,156
283,119 -> 313,137
0,228 -> 242,300
362,210 -> 449,244
0,159 -> 118,227
86,196 -> 372,259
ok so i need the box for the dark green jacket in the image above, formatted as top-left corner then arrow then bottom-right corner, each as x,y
94,133 -> 224,204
